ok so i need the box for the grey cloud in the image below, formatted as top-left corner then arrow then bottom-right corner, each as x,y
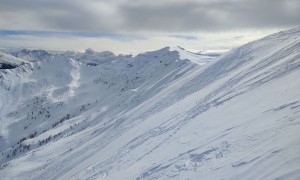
169,35 -> 198,41
0,0 -> 116,31
118,0 -> 300,32
0,0 -> 299,33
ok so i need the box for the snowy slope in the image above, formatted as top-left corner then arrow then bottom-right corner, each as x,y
169,46 -> 216,65
9,49 -> 52,62
0,52 -> 28,69
0,27 -> 300,180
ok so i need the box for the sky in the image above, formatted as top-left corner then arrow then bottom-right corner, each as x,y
0,0 -> 299,54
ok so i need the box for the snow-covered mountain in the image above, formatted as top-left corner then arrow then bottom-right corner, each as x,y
0,27 -> 300,179
9,49 -> 52,62
0,52 -> 28,69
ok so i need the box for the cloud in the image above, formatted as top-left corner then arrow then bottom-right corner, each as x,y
0,0 -> 299,33
0,28 -> 279,54
118,0 -> 300,32
169,35 -> 198,41
0,0 -> 298,53
0,30 -> 146,41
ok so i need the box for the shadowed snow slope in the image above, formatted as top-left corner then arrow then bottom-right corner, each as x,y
0,27 -> 300,179
0,52 -> 28,69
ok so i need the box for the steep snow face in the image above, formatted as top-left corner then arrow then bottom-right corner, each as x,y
0,28 -> 300,180
0,52 -> 28,69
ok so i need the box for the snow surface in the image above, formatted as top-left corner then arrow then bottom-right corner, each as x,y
0,52 -> 28,69
8,49 -> 52,62
169,46 -> 215,65
0,27 -> 300,179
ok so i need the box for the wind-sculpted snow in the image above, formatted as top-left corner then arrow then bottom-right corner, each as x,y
0,28 -> 300,180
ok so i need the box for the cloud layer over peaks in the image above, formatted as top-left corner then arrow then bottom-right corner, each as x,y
0,0 -> 299,33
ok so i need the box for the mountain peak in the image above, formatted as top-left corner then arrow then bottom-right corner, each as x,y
169,46 -> 215,65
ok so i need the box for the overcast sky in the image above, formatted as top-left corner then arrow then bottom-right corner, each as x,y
0,0 -> 299,54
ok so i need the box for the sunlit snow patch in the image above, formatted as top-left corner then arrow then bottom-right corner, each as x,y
169,46 -> 215,65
